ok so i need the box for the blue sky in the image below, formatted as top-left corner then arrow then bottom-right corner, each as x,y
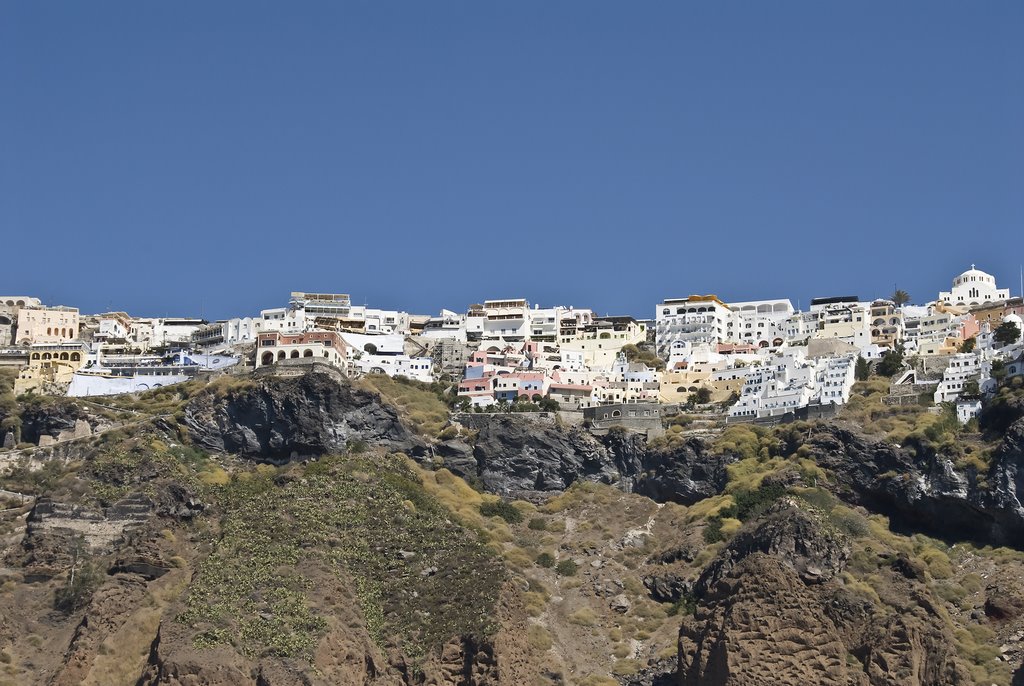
2,2 -> 1022,319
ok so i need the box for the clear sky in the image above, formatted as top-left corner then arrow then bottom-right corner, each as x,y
2,2 -> 1022,320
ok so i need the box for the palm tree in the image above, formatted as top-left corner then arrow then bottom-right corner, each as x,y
891,289 -> 911,306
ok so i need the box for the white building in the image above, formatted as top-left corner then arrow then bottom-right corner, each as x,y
340,332 -> 434,383
481,299 -> 530,342
149,318 -> 206,347
656,295 -> 733,357
728,349 -> 856,420
808,297 -> 871,350
559,316 -> 647,372
420,310 -> 468,342
933,353 -> 990,404
938,266 -> 1010,309
956,398 -> 982,424
257,306 -> 308,334
726,299 -> 795,349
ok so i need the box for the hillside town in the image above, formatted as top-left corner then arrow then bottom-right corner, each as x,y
2,265 -> 1022,443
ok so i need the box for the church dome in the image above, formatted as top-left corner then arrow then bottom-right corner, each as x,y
953,265 -> 995,287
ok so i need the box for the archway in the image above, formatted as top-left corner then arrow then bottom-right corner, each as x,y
290,350 -> 300,359
262,352 -> 274,365
303,349 -> 313,357
277,351 -> 286,361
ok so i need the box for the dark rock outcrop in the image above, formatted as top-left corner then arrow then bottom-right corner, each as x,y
184,374 -> 426,461
465,416 -> 619,496
18,399 -> 93,444
804,421 -> 1024,548
630,438 -> 734,505
679,502 -> 971,686
694,499 -> 850,596
453,415 -> 733,503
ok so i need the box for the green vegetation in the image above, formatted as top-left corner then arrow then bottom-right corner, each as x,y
854,356 -> 871,381
890,289 -> 910,306
993,320 -> 1021,347
357,374 -> 451,437
621,343 -> 666,371
479,499 -> 524,524
555,559 -> 578,576
702,515 -> 726,543
875,345 -> 905,378
54,541 -> 103,613
178,453 -> 503,663
527,516 -> 548,531
0,368 -> 20,444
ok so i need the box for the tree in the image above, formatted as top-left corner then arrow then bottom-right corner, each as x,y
454,396 -> 472,413
876,345 -> 905,378
693,387 -> 713,405
538,397 -> 560,412
891,290 -> 911,306
621,343 -> 666,371
959,337 -> 976,353
855,356 -> 871,381
994,321 -> 1022,347
54,538 -> 102,613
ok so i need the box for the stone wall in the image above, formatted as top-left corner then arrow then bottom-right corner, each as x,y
883,382 -> 937,407
453,411 -> 560,431
253,359 -> 349,384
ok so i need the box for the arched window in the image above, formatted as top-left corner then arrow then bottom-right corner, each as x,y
47,327 -> 52,335
42,353 -> 51,360
70,353 -> 80,362
612,410 -> 621,417
31,353 -> 40,360
59,352 -> 69,360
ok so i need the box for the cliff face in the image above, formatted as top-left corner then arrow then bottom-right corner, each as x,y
453,415 -> 733,504
184,374 -> 425,461
679,501 -> 972,686
803,421 -> 1024,548
458,410 -> 1024,550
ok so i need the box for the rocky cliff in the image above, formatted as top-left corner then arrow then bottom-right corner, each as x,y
802,421 -> 1024,548
184,373 -> 425,461
449,415 -> 733,504
679,500 -> 972,686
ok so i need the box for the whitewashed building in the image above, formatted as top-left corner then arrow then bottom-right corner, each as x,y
933,353 -> 990,403
726,299 -> 795,349
728,349 -> 856,420
938,266 -> 1010,308
656,295 -> 733,356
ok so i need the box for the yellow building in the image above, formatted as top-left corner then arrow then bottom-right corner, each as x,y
15,343 -> 87,394
15,306 -> 80,345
